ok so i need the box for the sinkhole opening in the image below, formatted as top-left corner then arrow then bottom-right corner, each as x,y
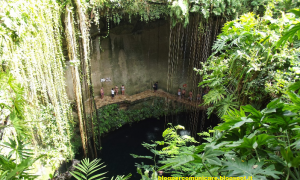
72,112 -> 219,180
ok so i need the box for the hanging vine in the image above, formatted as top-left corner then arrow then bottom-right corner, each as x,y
0,0 -> 74,166
1,0 -> 295,172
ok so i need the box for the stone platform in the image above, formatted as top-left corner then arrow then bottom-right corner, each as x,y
84,89 -> 206,113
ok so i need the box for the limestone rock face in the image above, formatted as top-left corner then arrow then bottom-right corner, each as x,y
65,19 -> 185,100
65,16 -> 221,101
90,19 -> 171,98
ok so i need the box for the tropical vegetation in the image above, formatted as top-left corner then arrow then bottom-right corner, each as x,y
197,7 -> 300,118
134,82 -> 300,179
0,0 -> 300,179
95,98 -> 185,137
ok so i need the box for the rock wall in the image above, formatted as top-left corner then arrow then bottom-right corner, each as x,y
90,19 -> 173,97
65,16 -> 223,101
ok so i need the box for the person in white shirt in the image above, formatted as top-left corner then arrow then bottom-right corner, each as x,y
178,88 -> 181,99
111,88 -> 115,100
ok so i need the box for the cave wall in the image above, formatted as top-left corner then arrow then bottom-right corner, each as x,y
65,18 -> 193,100
65,16 -> 223,101
90,19 -> 180,97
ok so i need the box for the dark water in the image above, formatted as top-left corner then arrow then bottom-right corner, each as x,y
99,117 -> 165,180
93,112 -> 219,180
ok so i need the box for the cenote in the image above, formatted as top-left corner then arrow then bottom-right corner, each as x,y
2,1 -> 300,179
73,112 -> 220,180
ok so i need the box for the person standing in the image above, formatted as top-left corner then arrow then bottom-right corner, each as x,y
197,93 -> 201,103
153,83 -> 155,92
115,85 -> 119,96
189,91 -> 193,101
178,88 -> 181,99
121,85 -> 125,95
111,88 -> 115,100
182,89 -> 186,99
154,82 -> 158,93
100,87 -> 104,99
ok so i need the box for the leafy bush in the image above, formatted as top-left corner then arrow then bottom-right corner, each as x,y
70,158 -> 132,180
0,138 -> 45,179
70,158 -> 107,180
94,98 -> 185,136
135,82 -> 300,179
197,10 -> 300,117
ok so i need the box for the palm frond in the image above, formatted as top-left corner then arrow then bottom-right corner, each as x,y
202,88 -> 226,106
0,138 -> 33,162
70,158 -> 107,180
216,94 -> 239,118
110,173 -> 132,180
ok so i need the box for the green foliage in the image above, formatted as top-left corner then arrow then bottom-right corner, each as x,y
222,158 -> 281,179
110,173 -> 132,180
197,10 -> 300,117
277,8 -> 300,47
137,82 -> 300,179
70,158 -> 107,180
70,158 -> 132,180
0,72 -> 28,138
0,138 -> 33,163
1,0 -> 74,167
0,137 -> 45,179
132,124 -> 198,178
94,98 -> 184,137
137,167 -> 158,180
0,154 -> 44,180
90,0 -> 297,27
0,71 -> 46,179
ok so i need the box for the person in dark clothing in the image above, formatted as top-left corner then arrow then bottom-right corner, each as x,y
154,82 -> 158,92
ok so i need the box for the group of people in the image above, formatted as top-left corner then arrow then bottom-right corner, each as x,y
178,87 -> 209,103
100,85 -> 125,100
100,82 -> 209,102
178,88 -> 196,102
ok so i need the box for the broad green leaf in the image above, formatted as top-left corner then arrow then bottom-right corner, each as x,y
222,158 -> 281,179
157,162 -> 177,171
200,147 -> 224,167
282,111 -> 297,117
206,156 -> 222,166
266,99 -> 282,109
268,153 -> 286,166
291,139 -> 300,149
280,147 -> 294,167
6,155 -> 45,179
229,117 -> 253,130
239,136 -> 256,149
288,81 -> 300,91
261,107 -> 276,114
242,105 -> 261,118
286,91 -> 300,105
256,134 -> 275,146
